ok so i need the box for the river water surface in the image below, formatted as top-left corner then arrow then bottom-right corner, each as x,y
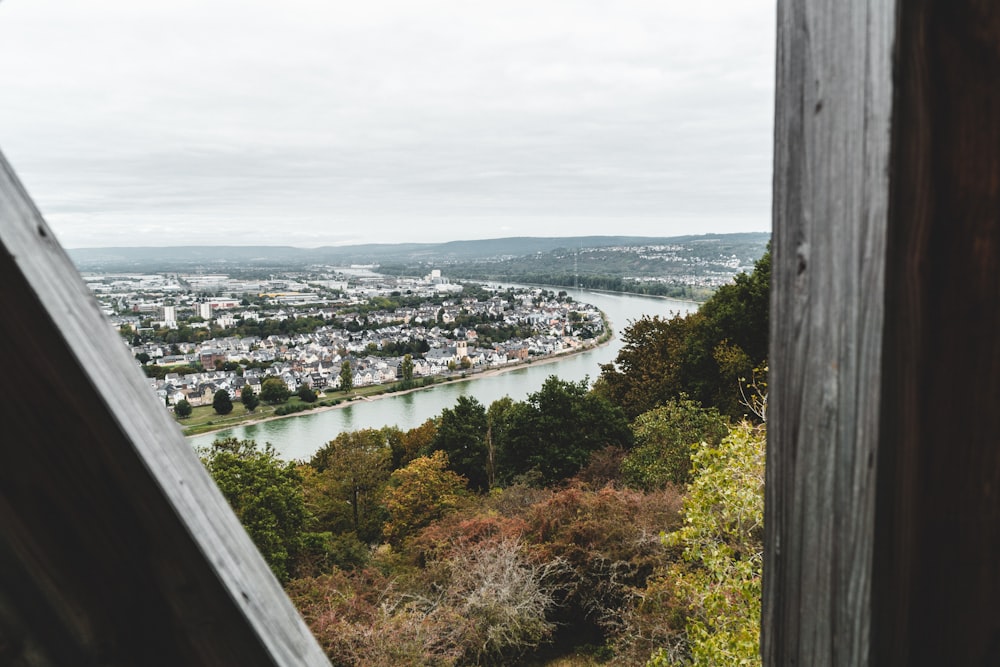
189,288 -> 695,460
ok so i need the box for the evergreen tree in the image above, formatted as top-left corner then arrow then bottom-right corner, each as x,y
212,389 -> 233,415
431,395 -> 489,491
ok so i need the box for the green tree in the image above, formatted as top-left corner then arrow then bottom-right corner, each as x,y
431,395 -> 489,491
339,360 -> 353,393
647,423 -> 764,666
499,376 -> 632,486
485,396 -> 516,489
200,438 -> 307,582
401,353 -> 414,383
135,351 -> 150,365
297,384 -> 318,403
621,397 -> 730,490
241,384 -> 260,412
598,249 -> 771,420
595,313 -> 695,420
174,398 -> 192,418
213,389 -> 233,415
260,377 -> 290,404
309,429 -> 392,542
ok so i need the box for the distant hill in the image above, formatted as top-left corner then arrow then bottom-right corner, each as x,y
380,233 -> 770,300
68,233 -> 770,274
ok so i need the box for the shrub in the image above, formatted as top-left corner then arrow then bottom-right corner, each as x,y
642,423 -> 765,666
621,397 -> 729,490
174,399 -> 192,418
523,485 -> 684,645
441,536 -> 567,663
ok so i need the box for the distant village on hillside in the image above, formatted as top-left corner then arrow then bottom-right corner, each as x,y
85,267 -> 605,410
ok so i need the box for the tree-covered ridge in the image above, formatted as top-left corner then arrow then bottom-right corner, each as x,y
69,233 -> 769,272
380,234 -> 769,302
199,248 -> 770,665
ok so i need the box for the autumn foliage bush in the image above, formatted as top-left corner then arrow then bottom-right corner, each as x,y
287,535 -> 568,666
209,416 -> 763,665
287,568 -> 465,666
633,423 -> 765,666
521,485 -> 684,646
283,479 -> 689,665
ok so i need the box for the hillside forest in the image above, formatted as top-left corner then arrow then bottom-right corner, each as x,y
199,249 -> 770,666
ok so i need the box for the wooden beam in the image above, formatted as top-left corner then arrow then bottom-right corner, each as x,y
768,0 -> 1000,663
764,0 -> 895,663
874,3 -> 1000,664
0,151 -> 329,664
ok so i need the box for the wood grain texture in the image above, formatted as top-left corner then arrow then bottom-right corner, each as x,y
874,2 -> 1000,664
764,0 -> 895,664
0,151 -> 330,665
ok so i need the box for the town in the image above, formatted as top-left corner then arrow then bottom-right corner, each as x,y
84,268 -> 607,418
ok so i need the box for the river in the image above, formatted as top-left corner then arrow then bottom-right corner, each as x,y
189,288 -> 696,460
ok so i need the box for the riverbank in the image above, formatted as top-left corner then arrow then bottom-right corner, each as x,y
183,335 -> 612,439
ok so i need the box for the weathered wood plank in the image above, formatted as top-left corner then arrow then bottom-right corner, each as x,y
0,150 -> 329,664
764,0 -> 894,664
873,3 -> 1000,664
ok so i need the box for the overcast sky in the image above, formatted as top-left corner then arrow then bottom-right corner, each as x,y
0,1 -> 775,248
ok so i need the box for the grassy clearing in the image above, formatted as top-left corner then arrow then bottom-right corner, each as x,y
174,384 -> 413,437
177,401 -> 278,436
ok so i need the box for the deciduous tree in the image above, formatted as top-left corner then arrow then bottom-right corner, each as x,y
382,450 -> 468,545
297,384 -> 318,403
200,438 -> 306,582
401,353 -> 414,383
646,423 -> 765,666
499,376 -> 632,486
260,376 -> 290,404
392,419 -> 437,469
596,249 -> 771,420
309,429 -> 392,542
241,384 -> 259,412
485,397 -> 516,489
339,360 -> 353,393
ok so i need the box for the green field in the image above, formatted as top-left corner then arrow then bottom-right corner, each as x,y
175,382 -> 435,437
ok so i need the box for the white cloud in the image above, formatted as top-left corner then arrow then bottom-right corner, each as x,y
0,0 -> 775,247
